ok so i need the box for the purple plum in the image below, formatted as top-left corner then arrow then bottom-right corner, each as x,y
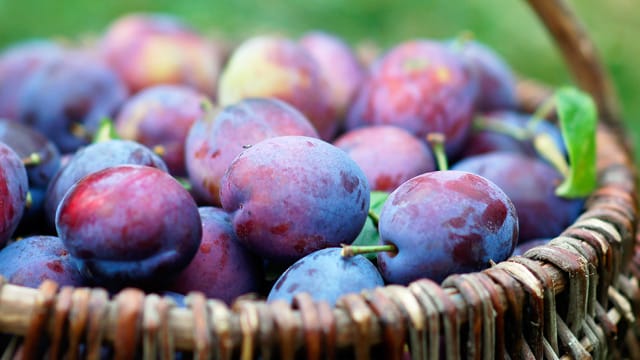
220,136 -> 370,262
0,142 -> 28,247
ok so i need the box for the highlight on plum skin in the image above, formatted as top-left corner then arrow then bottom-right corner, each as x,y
55,165 -> 202,289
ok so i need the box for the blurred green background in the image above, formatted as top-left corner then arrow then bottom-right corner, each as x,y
0,0 -> 638,158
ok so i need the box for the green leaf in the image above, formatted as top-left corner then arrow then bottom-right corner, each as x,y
93,117 -> 120,143
554,87 -> 597,198
352,191 -> 389,260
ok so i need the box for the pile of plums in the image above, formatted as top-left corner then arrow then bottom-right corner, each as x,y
0,13 -> 585,306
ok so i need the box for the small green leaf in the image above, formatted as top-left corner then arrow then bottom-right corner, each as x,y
352,191 -> 389,260
93,117 -> 120,143
554,87 -> 597,198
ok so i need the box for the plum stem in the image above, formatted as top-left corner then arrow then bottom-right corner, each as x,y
368,210 -> 380,229
200,99 -> 216,114
22,152 -> 41,166
93,117 -> 119,143
175,177 -> 192,191
341,243 -> 398,258
70,123 -> 93,142
152,145 -> 166,157
534,133 -> 570,177
25,191 -> 33,209
473,115 -> 530,141
530,96 -> 557,131
426,133 -> 448,171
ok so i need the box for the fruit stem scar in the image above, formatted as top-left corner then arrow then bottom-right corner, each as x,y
340,243 -> 398,258
21,152 -> 41,166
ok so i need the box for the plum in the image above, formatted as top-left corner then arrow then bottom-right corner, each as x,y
115,85 -> 208,176
217,35 -> 337,140
185,97 -> 319,205
0,236 -> 84,287
17,51 -> 128,153
220,136 -> 370,262
44,139 -> 168,229
333,125 -> 436,192
0,40 -> 64,121
346,40 -> 478,158
299,31 -> 366,121
452,152 -> 583,242
167,207 -> 262,304
56,165 -> 202,287
100,13 -> 224,98
267,247 -> 384,306
453,39 -> 518,112
376,170 -> 518,284
0,142 -> 28,247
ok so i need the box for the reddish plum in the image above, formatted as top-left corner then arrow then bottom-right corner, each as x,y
17,51 -> 128,153
100,13 -> 224,98
267,247 -> 384,306
220,136 -> 370,262
218,35 -> 337,140
346,40 -> 478,157
185,97 -> 318,205
299,31 -> 366,120
115,85 -> 208,176
0,236 -> 84,287
44,139 -> 168,227
452,152 -> 583,242
333,125 -> 436,192
0,142 -> 28,247
377,170 -> 518,284
167,207 -> 262,304
56,165 -> 201,287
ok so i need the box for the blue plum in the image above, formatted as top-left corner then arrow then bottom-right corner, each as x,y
115,85 -> 208,176
346,40 -> 478,158
452,152 -> 583,242
0,235 -> 84,288
17,51 -> 128,153
333,125 -> 436,192
267,247 -> 384,306
220,135 -> 370,262
185,98 -> 318,205
44,139 -> 168,227
0,142 -> 28,247
377,170 -> 518,284
167,207 -> 262,304
55,165 -> 202,287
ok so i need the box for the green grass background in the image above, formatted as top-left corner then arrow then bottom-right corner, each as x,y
0,0 -> 638,159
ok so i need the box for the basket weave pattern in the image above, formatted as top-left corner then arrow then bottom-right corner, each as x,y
1,0 -> 639,359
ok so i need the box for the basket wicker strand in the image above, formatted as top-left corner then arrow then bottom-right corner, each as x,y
1,0 -> 639,359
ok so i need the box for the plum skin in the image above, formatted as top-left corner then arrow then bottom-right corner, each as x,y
377,170 -> 518,284
115,84 -> 208,176
55,165 -> 202,287
184,97 -> 319,206
346,40 -> 478,158
220,135 -> 370,262
267,247 -> 384,306
44,139 -> 168,227
0,235 -> 84,288
333,125 -> 436,192
451,152 -> 583,242
167,207 -> 262,304
0,142 -> 29,247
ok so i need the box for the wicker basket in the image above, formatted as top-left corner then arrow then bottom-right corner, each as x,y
1,0 -> 638,359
